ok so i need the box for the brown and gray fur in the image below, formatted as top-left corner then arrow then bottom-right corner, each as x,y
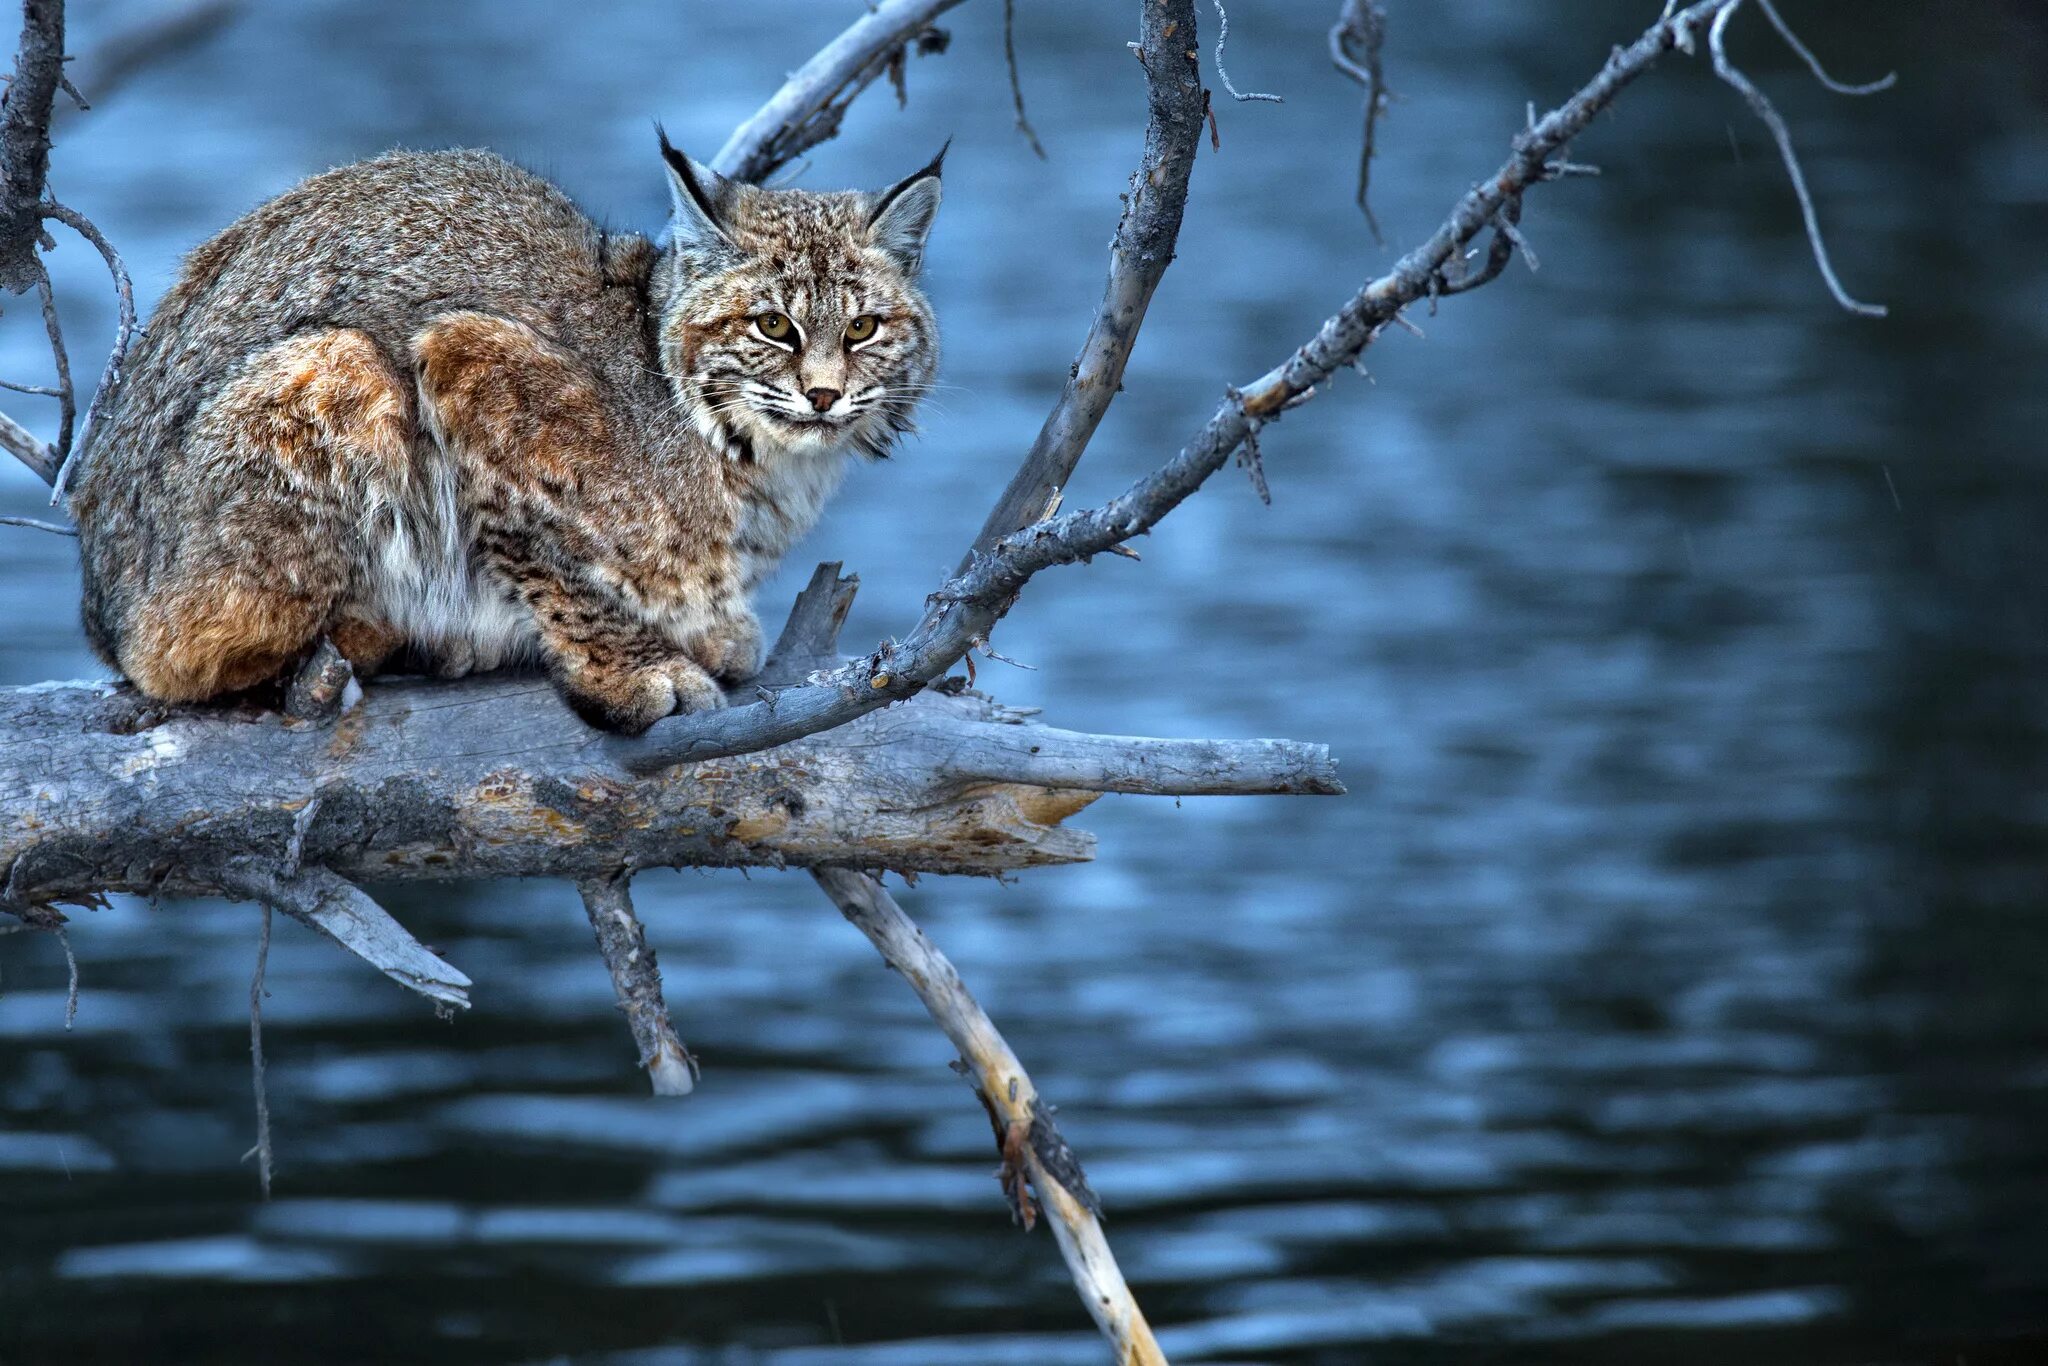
70,136 -> 942,733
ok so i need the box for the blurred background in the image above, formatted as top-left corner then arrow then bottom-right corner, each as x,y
3,1 -> 2045,1362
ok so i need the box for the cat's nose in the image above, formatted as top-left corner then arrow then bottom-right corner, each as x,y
804,387 -> 842,414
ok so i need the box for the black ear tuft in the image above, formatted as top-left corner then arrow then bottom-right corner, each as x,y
866,142 -> 949,273
656,122 -> 734,254
868,139 -> 950,227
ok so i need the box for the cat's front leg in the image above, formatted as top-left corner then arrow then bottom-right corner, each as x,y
503,554 -> 726,733
414,310 -> 727,734
688,596 -> 763,686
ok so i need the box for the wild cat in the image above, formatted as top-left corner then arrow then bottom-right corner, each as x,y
70,133 -> 942,733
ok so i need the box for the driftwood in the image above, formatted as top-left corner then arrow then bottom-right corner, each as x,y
0,0 -> 1893,1359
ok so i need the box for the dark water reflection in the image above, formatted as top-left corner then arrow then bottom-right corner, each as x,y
5,1 -> 2048,1362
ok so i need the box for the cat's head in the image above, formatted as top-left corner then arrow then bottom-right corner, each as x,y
654,130 -> 942,464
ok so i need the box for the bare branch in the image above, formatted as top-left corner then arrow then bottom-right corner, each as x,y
0,513 -> 72,534
0,408 -> 55,481
936,723 -> 1343,795
246,905 -> 274,1199
42,199 -> 138,499
214,863 -> 473,1010
1709,0 -> 1887,317
54,921 -> 77,1029
1210,0 -> 1282,103
33,264 -> 73,464
966,0 -> 1203,558
622,1 -> 1878,775
1329,0 -> 1390,242
813,868 -> 1166,1365
1756,0 -> 1896,97
713,0 -> 967,184
578,873 -> 697,1098
1001,0 -> 1047,159
0,667 -> 1333,916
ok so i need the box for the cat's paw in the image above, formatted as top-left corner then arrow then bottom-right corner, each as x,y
561,655 -> 727,735
690,611 -> 764,685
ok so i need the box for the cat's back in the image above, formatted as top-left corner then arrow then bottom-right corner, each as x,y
74,147 -> 644,524
152,148 -> 613,358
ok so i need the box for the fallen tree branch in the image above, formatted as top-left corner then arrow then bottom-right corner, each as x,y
0,653 -> 1337,912
815,867 -> 1166,1366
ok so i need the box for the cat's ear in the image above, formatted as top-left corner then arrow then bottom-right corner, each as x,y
867,142 -> 947,275
657,125 -> 736,257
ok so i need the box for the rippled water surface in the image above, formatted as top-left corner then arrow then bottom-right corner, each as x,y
4,2 -> 2047,1362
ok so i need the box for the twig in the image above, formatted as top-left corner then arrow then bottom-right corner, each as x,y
813,868 -> 1164,1366
1211,0 -> 1282,103
1438,197 -> 1520,296
282,639 -> 353,722
245,905 -> 274,1199
1329,0 -> 1390,242
33,264 -> 73,466
55,922 -> 77,1029
1708,0 -> 1886,317
0,513 -> 72,535
1002,0 -> 1046,159
1756,0 -> 1896,96
42,199 -> 139,500
577,873 -> 697,1097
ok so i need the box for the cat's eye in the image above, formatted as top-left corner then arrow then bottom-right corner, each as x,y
844,315 -> 879,345
755,312 -> 795,344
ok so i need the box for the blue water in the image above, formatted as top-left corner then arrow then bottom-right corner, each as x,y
4,1 -> 2047,1362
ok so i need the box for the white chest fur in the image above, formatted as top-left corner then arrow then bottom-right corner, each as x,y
734,447 -> 850,588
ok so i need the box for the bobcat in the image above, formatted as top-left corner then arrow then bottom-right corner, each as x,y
70,134 -> 943,733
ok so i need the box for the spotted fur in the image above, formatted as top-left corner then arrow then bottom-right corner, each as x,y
70,142 -> 942,732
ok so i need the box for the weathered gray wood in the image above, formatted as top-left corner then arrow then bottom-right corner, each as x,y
0,667 -> 1337,910
712,0 -> 967,184
814,867 -> 1165,1365
578,873 -> 696,1097
215,862 -> 472,1009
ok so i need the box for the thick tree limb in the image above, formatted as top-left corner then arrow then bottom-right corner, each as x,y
712,0 -> 967,184
814,868 -> 1165,1366
578,873 -> 696,1098
0,661 -> 1336,909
